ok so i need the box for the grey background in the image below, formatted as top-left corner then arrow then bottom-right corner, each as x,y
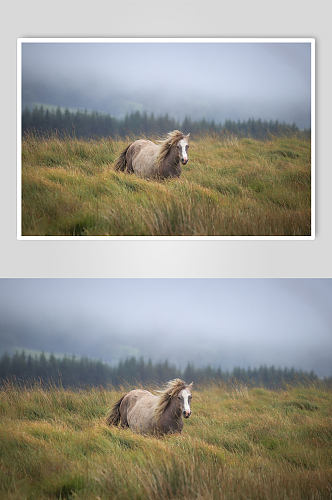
1,0 -> 331,277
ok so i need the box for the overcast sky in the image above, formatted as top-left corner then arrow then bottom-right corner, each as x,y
22,42 -> 311,128
0,279 -> 330,376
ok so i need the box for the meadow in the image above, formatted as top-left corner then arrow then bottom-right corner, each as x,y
0,384 -> 331,499
21,134 -> 311,236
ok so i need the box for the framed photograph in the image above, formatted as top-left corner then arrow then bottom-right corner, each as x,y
17,38 -> 315,239
1,278 -> 331,498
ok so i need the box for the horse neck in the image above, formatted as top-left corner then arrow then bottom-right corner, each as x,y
157,396 -> 183,433
158,144 -> 180,177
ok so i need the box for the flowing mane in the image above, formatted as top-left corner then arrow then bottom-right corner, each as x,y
156,130 -> 185,168
154,378 -> 187,421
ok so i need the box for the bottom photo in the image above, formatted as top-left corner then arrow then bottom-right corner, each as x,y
0,279 -> 331,499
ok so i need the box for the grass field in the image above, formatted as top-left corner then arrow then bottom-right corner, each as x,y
0,384 -> 331,499
21,134 -> 311,236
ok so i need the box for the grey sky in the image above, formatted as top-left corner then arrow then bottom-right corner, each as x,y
0,279 -> 330,376
22,42 -> 311,128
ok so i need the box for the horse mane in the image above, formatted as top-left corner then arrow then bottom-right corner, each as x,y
154,378 -> 187,421
156,130 -> 185,167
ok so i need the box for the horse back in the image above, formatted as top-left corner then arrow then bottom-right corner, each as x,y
123,389 -> 158,433
128,140 -> 159,178
121,389 -> 152,413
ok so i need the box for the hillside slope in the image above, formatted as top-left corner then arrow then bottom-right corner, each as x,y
0,384 -> 330,499
21,135 -> 311,236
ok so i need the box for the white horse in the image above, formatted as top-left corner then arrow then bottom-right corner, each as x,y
106,379 -> 193,435
114,130 -> 190,179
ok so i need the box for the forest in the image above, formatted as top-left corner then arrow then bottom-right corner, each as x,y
0,351 -> 324,389
22,106 -> 304,140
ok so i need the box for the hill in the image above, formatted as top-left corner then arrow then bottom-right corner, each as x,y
0,384 -> 330,499
21,134 -> 311,236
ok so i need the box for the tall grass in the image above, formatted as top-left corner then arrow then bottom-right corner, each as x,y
21,134 -> 311,236
0,384 -> 330,499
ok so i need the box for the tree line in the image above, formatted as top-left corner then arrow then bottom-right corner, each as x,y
22,106 -> 305,140
0,351 -> 325,389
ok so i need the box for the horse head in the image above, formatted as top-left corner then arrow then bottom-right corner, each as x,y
177,133 -> 190,165
177,382 -> 193,418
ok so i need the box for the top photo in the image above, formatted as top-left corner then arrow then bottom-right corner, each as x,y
17,38 -> 315,240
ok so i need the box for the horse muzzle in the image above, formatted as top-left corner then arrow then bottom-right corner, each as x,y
183,410 -> 191,418
181,158 -> 188,165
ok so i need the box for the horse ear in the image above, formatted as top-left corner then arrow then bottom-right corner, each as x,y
189,381 -> 194,387
186,133 -> 190,138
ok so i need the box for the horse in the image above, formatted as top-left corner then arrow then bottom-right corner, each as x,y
106,379 -> 193,435
114,130 -> 190,179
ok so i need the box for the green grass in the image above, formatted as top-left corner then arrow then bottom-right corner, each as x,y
21,134 -> 311,236
0,384 -> 331,499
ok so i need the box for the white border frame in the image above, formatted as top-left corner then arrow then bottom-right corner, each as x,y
17,37 -> 315,241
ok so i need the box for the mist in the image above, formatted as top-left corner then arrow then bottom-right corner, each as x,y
22,42 -> 311,128
0,279 -> 330,376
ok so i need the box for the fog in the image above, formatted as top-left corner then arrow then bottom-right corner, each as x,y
22,42 -> 311,128
0,279 -> 330,376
